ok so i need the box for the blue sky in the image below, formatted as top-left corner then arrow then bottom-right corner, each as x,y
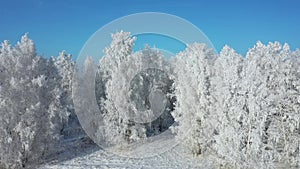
1,0 -> 300,58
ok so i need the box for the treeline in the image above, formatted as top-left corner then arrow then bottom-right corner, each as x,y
172,42 -> 300,168
1,32 -> 299,169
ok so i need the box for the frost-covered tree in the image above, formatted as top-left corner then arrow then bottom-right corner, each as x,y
53,51 -> 74,94
52,51 -> 86,139
261,43 -> 300,168
95,31 -> 143,145
79,56 -> 103,141
236,42 -> 297,168
212,42 -> 300,168
0,34 -> 68,168
211,46 -> 250,168
171,43 -> 217,155
211,45 -> 245,163
129,47 -> 175,137
95,31 -> 174,146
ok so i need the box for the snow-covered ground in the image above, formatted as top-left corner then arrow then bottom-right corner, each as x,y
39,136 -> 216,169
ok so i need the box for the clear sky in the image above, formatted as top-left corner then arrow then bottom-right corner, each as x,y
1,0 -> 300,58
